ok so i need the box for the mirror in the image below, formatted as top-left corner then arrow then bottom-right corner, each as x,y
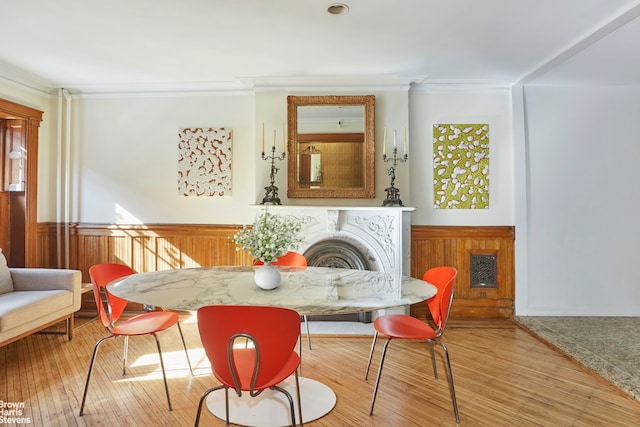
287,95 -> 375,199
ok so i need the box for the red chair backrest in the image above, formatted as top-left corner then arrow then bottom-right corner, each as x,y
255,251 -> 307,267
423,267 -> 457,333
88,263 -> 136,327
197,305 -> 300,391
276,251 -> 308,267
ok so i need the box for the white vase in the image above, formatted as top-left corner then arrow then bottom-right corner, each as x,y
254,262 -> 281,290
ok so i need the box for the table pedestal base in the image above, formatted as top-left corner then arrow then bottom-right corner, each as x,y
206,376 -> 336,427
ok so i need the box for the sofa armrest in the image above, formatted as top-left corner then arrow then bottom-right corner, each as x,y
9,268 -> 82,294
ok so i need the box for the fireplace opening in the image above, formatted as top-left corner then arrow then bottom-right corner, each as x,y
303,238 -> 373,323
304,238 -> 371,270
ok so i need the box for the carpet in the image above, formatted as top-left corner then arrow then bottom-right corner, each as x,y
515,316 -> 640,401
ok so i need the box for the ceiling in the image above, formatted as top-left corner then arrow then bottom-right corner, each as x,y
1,0 -> 639,94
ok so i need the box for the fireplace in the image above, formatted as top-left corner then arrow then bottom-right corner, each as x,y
253,205 -> 414,274
252,205 -> 415,320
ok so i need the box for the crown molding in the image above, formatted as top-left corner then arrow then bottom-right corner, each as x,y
409,80 -> 512,93
239,75 -> 416,91
0,62 -> 512,97
0,62 -> 55,96
55,80 -> 252,97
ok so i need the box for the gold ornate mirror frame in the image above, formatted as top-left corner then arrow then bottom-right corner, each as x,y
287,95 -> 375,199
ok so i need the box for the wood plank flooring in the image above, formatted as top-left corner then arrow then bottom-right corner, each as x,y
1,315 -> 639,426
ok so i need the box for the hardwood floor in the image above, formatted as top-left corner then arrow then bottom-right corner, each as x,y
1,315 -> 639,426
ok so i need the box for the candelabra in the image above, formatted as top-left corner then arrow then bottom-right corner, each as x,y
382,146 -> 408,207
260,145 -> 286,205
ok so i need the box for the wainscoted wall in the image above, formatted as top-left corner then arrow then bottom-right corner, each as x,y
410,226 -> 515,319
36,223 -> 515,318
36,223 -> 255,313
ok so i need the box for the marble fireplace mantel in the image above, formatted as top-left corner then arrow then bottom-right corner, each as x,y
250,205 -> 415,276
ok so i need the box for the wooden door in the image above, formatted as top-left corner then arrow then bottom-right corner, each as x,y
0,99 -> 43,267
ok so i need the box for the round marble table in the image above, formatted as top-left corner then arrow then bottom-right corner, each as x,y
107,265 -> 437,315
108,266 -> 437,426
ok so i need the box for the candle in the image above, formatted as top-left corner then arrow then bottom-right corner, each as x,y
261,123 -> 265,153
273,129 -> 276,148
383,127 -> 387,156
404,128 -> 407,155
394,130 -> 397,150
282,123 -> 286,153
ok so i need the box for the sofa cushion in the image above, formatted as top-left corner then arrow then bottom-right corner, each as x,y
0,249 -> 13,295
0,290 -> 73,332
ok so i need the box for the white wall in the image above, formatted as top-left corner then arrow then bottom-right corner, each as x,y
408,86 -> 514,226
57,88 -> 411,225
55,87 -> 518,225
517,84 -> 640,315
69,93 -> 257,225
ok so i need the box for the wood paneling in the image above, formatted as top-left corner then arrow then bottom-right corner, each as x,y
410,225 -> 515,318
37,223 -> 254,313
37,223 -> 514,318
38,223 -> 254,273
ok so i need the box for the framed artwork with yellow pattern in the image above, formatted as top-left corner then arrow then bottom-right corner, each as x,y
433,123 -> 489,209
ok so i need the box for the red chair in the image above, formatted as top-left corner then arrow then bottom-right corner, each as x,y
364,266 -> 460,423
275,251 -> 308,269
79,263 -> 192,415
254,251 -> 307,269
255,251 -> 312,350
195,305 -> 303,427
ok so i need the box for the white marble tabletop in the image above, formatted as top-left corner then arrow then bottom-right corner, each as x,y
107,266 -> 437,316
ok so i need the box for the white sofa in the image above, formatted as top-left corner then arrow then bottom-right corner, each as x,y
0,250 -> 82,347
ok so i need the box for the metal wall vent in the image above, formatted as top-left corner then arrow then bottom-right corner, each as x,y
470,253 -> 497,288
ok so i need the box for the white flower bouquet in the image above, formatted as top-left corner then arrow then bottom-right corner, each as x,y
233,210 -> 304,263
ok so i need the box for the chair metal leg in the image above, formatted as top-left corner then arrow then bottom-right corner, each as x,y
272,385 -> 297,427
79,335 -> 117,416
364,331 -> 379,380
176,321 -> 194,375
297,316 -> 311,375
153,333 -> 172,411
437,340 -> 460,423
369,337 -> 392,415
224,387 -> 230,425
194,381 -> 302,427
122,335 -> 129,375
365,336 -> 460,423
303,315 -> 311,350
294,369 -> 304,427
298,334 -> 303,376
429,340 -> 438,379
194,385 -> 224,427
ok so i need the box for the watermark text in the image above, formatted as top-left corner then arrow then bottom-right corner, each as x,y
0,401 -> 31,424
